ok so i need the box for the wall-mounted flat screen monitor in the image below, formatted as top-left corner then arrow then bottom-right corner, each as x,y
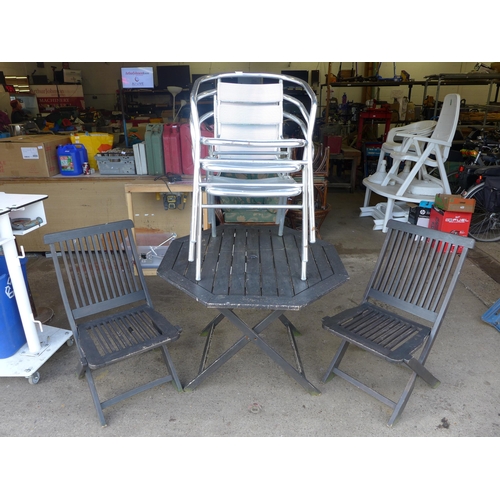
157,65 -> 191,89
32,75 -> 49,85
281,70 -> 309,86
192,74 -> 216,90
121,67 -> 155,89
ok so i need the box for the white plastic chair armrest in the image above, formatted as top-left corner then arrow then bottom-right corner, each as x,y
396,134 -> 451,147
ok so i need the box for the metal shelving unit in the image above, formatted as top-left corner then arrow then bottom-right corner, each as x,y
423,73 -> 500,126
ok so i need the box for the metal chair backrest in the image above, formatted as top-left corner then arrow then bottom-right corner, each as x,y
217,81 -> 283,138
44,220 -> 150,331
191,73 -> 316,161
213,80 -> 284,163
365,219 -> 475,330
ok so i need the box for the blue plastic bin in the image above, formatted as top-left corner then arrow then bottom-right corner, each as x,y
0,256 -> 28,358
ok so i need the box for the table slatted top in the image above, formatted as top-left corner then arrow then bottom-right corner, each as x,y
157,225 -> 349,311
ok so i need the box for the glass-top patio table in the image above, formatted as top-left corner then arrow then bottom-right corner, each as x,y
157,225 -> 349,394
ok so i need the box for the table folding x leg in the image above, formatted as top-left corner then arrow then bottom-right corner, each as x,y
186,308 -> 319,393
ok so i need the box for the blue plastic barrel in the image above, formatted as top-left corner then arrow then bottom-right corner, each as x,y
0,257 -> 28,358
0,255 -> 28,285
57,143 -> 88,176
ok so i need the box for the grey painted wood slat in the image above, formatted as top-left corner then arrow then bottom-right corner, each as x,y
198,230 -> 223,293
245,227 -> 261,296
259,228 -> 278,298
212,227 -> 234,296
310,243 -> 334,281
270,230 -> 294,298
283,232 -> 308,294
229,226 -> 247,296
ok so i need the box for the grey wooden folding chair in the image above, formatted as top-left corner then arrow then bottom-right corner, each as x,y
322,219 -> 475,426
44,219 -> 183,427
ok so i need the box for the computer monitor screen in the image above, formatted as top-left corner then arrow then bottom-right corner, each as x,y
192,74 -> 206,83
121,67 -> 155,89
157,65 -> 191,89
281,70 -> 309,86
192,74 -> 216,90
32,75 -> 49,85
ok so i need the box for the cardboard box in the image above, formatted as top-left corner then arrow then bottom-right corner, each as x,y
408,204 -> 431,227
429,206 -> 472,236
434,193 -> 476,213
0,135 -> 70,177
429,206 -> 472,253
324,135 -> 342,154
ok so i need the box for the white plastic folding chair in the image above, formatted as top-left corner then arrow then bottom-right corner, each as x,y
380,94 -> 460,196
362,94 -> 460,232
375,119 -> 437,172
364,120 -> 437,208
188,72 -> 317,281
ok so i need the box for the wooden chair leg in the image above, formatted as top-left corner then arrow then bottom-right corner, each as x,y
388,354 -> 440,427
76,358 -> 86,379
322,340 -> 349,383
85,370 -> 107,427
160,345 -> 183,392
387,372 -> 419,427
405,357 -> 440,388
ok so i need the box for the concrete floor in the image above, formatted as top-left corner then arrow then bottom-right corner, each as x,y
1,189 -> 500,438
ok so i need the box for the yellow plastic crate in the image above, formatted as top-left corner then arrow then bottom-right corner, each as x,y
70,133 -> 114,171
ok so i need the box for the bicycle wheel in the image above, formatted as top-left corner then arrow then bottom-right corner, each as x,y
463,183 -> 500,242
447,170 -> 462,194
428,166 -> 462,194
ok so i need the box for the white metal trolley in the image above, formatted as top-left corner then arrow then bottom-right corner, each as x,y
0,192 -> 72,384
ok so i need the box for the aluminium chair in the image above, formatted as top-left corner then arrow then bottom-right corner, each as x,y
44,219 -> 183,427
188,72 -> 318,281
322,219 -> 475,426
287,144 -> 332,238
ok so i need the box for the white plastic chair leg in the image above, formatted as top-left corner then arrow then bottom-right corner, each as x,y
376,148 -> 387,171
382,198 -> 396,233
363,185 -> 372,208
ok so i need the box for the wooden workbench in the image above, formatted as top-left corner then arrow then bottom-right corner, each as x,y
329,146 -> 362,192
0,174 -> 194,252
